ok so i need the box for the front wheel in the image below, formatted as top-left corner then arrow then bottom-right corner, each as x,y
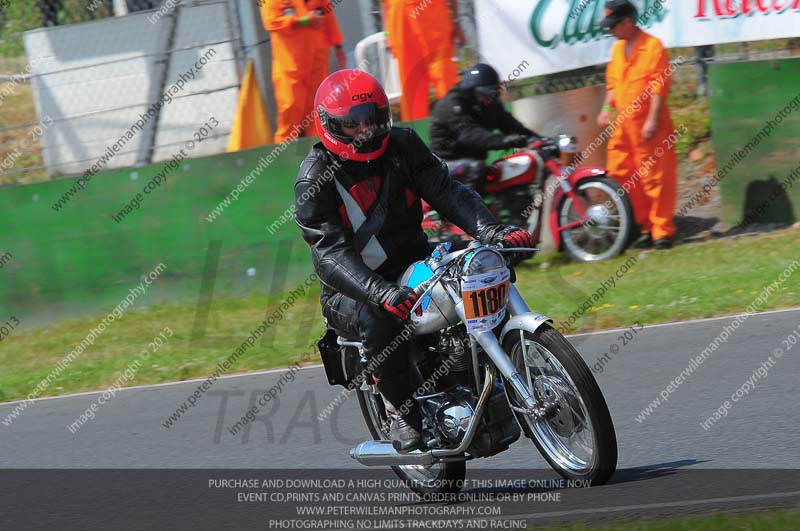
356,385 -> 466,496
502,325 -> 617,485
558,176 -> 633,262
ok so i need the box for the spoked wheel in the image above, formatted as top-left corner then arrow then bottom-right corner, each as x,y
501,325 -> 617,485
356,386 -> 465,496
558,177 -> 633,262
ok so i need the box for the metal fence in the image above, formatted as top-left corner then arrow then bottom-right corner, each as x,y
0,0 -> 495,187
510,40 -> 800,99
0,0 -> 798,187
0,1 -> 163,61
0,0 -> 247,186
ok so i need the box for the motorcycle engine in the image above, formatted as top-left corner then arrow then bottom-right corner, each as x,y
417,328 -> 476,447
419,381 -> 522,456
416,328 -> 521,455
422,386 -> 476,445
468,381 -> 521,458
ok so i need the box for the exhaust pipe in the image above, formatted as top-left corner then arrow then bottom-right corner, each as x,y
350,441 -> 433,467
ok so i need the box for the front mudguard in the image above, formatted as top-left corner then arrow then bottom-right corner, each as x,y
548,167 -> 607,249
499,312 -> 553,345
498,312 -> 554,440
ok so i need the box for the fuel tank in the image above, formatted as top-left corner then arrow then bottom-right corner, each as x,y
397,259 -> 460,335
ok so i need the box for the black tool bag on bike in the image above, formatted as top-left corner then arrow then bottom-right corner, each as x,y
317,328 -> 361,388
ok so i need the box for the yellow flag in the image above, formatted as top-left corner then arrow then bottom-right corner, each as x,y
227,59 -> 274,151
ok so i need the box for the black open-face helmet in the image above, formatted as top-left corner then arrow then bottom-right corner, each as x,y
460,63 -> 502,105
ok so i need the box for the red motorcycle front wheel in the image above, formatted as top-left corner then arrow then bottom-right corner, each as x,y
557,177 -> 633,262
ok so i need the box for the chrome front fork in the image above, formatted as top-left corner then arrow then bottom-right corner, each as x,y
454,284 -> 543,417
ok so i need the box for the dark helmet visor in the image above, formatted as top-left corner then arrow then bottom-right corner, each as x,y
475,85 -> 500,101
319,102 -> 392,145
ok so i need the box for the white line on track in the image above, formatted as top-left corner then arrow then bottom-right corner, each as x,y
481,489 -> 800,522
1,306 -> 798,407
568,305 -> 800,338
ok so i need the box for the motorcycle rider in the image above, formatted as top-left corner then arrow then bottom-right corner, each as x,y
430,63 -> 541,191
294,70 -> 535,453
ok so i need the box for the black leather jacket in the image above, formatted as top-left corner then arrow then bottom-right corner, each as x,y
430,88 -> 536,161
294,127 -> 503,311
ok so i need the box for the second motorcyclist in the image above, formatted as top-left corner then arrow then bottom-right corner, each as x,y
430,63 -> 541,191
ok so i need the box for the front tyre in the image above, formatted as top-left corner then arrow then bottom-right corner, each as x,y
502,325 -> 617,485
558,176 -> 633,262
356,386 -> 466,496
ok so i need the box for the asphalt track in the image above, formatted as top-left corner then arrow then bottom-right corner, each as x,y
3,307 -> 800,529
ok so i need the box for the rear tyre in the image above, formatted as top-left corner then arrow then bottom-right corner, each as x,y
357,387 -> 466,495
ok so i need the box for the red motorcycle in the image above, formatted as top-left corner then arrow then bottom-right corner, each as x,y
422,134 -> 634,262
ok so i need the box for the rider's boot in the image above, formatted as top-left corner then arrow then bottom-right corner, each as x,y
375,372 -> 423,453
385,400 -> 424,453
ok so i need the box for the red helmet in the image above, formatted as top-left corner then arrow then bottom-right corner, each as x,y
314,69 -> 392,162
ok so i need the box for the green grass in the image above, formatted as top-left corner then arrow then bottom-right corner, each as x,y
0,1 -> 115,57
1,227 -> 798,403
0,290 -> 322,403
538,508 -> 800,530
0,79 -> 48,186
522,226 -> 799,333
669,98 -> 710,157
665,47 -> 712,157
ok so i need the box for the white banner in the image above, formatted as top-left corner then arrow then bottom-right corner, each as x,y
476,0 -> 800,80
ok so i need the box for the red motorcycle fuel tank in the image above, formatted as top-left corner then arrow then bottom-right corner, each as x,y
483,151 -> 542,194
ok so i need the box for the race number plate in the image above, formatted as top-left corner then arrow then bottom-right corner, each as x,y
461,268 -> 511,334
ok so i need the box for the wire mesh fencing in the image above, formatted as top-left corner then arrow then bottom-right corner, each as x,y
1,0 -> 799,188
0,0 -> 245,187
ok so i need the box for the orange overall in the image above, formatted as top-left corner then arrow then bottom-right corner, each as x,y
384,0 -> 459,121
261,0 -> 343,143
605,31 -> 677,241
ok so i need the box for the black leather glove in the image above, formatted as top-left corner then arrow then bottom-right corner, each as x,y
381,286 -> 420,323
502,134 -> 529,149
492,225 -> 536,260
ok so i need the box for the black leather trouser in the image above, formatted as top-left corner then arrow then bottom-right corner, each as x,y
322,293 -> 417,413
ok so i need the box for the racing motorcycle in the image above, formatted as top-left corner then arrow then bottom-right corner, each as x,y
422,134 -> 634,262
318,241 -> 617,495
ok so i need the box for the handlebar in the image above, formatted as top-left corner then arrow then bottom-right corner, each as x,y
529,136 -> 556,147
495,247 -> 539,253
410,279 -> 435,315
412,281 -> 431,299
408,245 -> 537,314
